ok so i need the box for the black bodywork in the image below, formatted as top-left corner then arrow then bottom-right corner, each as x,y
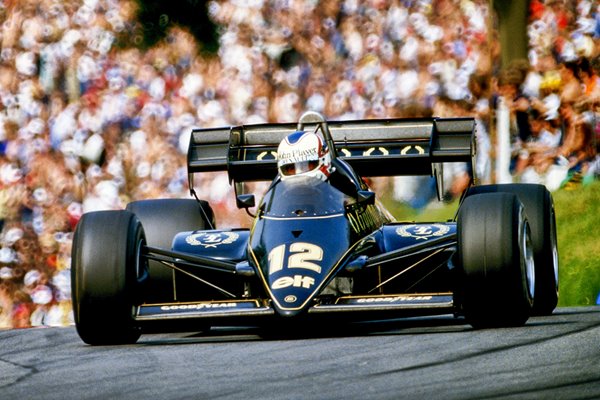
136,112 -> 475,329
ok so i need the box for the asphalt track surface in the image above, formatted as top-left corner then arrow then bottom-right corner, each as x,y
0,307 -> 598,400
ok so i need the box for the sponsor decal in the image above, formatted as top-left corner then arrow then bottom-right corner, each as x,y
395,224 -> 450,240
272,275 -> 316,290
354,295 -> 433,304
284,295 -> 297,303
160,302 -> 238,311
278,148 -> 318,164
348,204 -> 386,235
400,145 -> 425,155
272,275 -> 315,289
185,231 -> 239,248
363,147 -> 389,156
137,301 -> 263,317
257,151 -> 277,161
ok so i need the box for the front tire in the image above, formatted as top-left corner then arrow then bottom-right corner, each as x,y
457,193 -> 535,328
71,211 -> 146,345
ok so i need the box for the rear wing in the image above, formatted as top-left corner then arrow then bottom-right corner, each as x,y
188,117 -> 476,185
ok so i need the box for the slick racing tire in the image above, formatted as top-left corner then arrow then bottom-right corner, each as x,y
465,184 -> 558,315
126,198 -> 214,303
71,211 -> 145,345
457,193 -> 535,328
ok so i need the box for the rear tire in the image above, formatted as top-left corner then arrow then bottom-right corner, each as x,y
457,193 -> 535,328
465,184 -> 558,315
71,211 -> 145,345
126,199 -> 214,303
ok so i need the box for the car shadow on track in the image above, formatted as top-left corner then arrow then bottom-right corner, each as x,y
136,314 -> 476,345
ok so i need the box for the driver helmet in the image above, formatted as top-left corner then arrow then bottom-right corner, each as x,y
277,129 -> 333,181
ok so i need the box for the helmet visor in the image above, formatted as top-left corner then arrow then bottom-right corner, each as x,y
280,159 -> 320,176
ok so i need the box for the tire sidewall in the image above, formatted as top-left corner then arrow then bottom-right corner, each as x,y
71,210 -> 145,345
457,193 -> 534,328
464,184 -> 559,315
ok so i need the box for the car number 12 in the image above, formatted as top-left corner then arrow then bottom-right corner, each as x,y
268,243 -> 323,275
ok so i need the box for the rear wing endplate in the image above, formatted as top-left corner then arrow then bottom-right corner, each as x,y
187,117 -> 476,192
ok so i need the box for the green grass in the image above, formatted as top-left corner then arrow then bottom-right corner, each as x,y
552,181 -> 600,306
381,181 -> 600,306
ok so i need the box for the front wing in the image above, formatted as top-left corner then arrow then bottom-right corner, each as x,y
133,294 -> 455,333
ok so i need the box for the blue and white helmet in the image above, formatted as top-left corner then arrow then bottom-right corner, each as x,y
277,130 -> 333,181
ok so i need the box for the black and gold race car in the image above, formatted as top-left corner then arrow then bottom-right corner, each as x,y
71,111 -> 559,345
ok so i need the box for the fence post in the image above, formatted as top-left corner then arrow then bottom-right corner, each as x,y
495,96 -> 512,183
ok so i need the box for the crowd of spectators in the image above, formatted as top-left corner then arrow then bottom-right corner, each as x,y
505,0 -> 600,191
0,0 -> 598,329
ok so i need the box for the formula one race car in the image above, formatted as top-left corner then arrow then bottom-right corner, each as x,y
71,111 -> 559,345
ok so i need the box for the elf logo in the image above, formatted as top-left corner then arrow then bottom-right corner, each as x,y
272,275 -> 315,290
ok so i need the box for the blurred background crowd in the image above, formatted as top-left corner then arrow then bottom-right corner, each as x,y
0,0 -> 598,328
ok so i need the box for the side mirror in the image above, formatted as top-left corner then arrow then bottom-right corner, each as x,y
357,190 -> 375,206
236,194 -> 256,209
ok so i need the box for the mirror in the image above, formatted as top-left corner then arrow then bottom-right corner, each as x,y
236,194 -> 256,209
